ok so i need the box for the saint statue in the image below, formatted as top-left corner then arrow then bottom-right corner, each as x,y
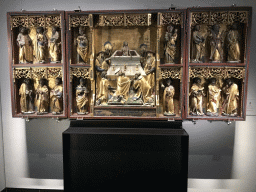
17,27 -> 33,64
227,23 -> 241,63
95,51 -> 110,95
34,27 -> 47,63
163,78 -> 175,116
144,51 -> 156,95
36,78 -> 49,114
189,77 -> 205,116
222,78 -> 239,116
133,73 -> 152,104
76,26 -> 88,63
206,78 -> 221,116
96,72 -> 112,105
165,25 -> 178,63
104,41 -> 113,58
50,77 -> 63,114
76,78 -> 89,114
209,24 -> 224,62
19,78 -> 34,114
49,26 -> 61,63
110,69 -> 131,103
122,41 -> 129,56
192,25 -> 205,63
139,43 -> 148,68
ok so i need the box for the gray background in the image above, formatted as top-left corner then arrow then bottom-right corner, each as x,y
0,0 -> 256,191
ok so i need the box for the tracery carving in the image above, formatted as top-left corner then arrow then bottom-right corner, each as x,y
161,67 -> 182,79
189,67 -> 245,79
70,67 -> 90,80
13,68 -> 32,79
160,12 -> 182,26
69,15 -> 90,29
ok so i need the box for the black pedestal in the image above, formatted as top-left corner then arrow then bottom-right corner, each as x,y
63,120 -> 188,192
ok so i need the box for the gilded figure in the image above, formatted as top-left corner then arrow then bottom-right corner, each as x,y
189,77 -> 205,116
206,78 -> 221,116
227,23 -> 241,63
49,26 -> 61,63
222,78 -> 239,116
192,25 -> 205,63
96,72 -> 113,105
50,77 -> 63,114
76,26 -> 88,63
36,78 -> 49,114
209,24 -> 224,62
109,69 -> 131,103
140,43 -> 148,68
19,78 -> 34,114
76,78 -> 89,114
144,51 -> 156,95
34,27 -> 47,63
163,78 -> 175,116
104,41 -> 113,58
95,51 -> 110,95
122,41 -> 130,56
17,27 -> 33,64
133,73 -> 153,104
165,25 -> 178,63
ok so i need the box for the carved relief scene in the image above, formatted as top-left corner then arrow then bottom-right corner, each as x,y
13,67 -> 64,116
189,11 -> 248,63
94,13 -> 157,108
188,67 -> 244,117
11,14 -> 63,64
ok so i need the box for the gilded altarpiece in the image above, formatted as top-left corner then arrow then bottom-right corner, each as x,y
186,7 -> 252,121
7,11 -> 67,118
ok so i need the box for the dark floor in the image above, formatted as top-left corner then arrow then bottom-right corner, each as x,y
1,188 -> 63,192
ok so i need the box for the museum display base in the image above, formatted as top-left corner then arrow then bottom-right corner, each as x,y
63,120 -> 188,192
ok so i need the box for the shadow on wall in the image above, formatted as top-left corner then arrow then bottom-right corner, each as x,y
25,118 -> 70,179
183,120 -> 235,179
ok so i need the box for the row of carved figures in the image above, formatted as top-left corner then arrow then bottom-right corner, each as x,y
189,77 -> 239,116
191,23 -> 242,63
19,78 -> 63,114
17,26 -> 61,63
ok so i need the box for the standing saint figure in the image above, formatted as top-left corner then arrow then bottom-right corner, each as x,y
139,43 -> 148,68
76,26 -> 88,63
34,27 -> 47,63
206,78 -> 221,116
133,73 -> 152,104
50,77 -> 63,114
49,26 -> 61,63
122,41 -> 130,56
36,78 -> 49,114
227,23 -> 241,63
19,78 -> 34,114
165,25 -> 178,63
163,78 -> 175,116
222,78 -> 239,116
96,72 -> 112,105
189,77 -> 205,116
144,51 -> 156,95
17,27 -> 33,63
209,24 -> 224,62
192,25 -> 205,63
76,78 -> 89,114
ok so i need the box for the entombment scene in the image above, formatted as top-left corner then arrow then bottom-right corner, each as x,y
188,67 -> 244,117
11,15 -> 62,64
190,11 -> 248,63
14,67 -> 64,115
94,13 -> 156,108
